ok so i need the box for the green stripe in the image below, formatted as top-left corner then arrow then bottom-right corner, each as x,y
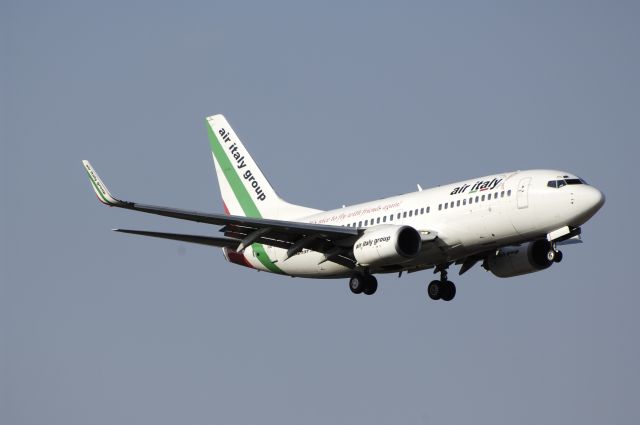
207,124 -> 261,218
86,171 -> 113,205
207,122 -> 283,274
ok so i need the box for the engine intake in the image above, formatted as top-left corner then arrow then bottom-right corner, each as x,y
353,225 -> 422,267
486,240 -> 553,278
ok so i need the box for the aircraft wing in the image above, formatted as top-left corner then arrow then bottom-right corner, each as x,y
83,160 -> 359,267
113,229 -> 241,248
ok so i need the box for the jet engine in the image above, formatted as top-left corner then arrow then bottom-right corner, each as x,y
353,225 -> 422,267
485,240 -> 554,278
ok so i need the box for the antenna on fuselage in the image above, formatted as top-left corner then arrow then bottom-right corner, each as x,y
417,184 -> 423,192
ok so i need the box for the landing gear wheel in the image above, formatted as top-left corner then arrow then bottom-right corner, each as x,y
428,280 -> 441,300
363,275 -> 378,295
554,250 -> 563,263
440,281 -> 456,301
546,249 -> 556,262
349,275 -> 365,294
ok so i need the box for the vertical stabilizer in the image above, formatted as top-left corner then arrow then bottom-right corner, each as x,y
206,115 -> 320,219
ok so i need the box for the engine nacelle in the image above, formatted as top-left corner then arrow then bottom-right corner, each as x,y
353,225 -> 422,267
485,240 -> 553,278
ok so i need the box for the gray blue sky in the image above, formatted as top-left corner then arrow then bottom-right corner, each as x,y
2,1 -> 639,424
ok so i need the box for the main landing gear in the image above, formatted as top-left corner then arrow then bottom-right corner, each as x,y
427,267 -> 456,301
349,274 -> 378,295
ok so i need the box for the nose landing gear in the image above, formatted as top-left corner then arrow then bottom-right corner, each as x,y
546,244 -> 563,263
427,267 -> 456,301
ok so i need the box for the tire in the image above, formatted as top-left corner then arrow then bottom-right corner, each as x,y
427,280 -> 441,300
349,275 -> 364,294
546,249 -> 556,262
363,275 -> 378,295
440,281 -> 456,302
554,250 -> 563,263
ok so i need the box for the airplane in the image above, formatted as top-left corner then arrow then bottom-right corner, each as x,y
82,114 -> 605,301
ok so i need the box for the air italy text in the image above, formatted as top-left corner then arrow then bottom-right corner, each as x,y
218,127 -> 267,201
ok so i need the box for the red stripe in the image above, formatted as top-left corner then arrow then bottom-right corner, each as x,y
225,249 -> 254,269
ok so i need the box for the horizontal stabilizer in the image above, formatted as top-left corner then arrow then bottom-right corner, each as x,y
113,229 -> 239,248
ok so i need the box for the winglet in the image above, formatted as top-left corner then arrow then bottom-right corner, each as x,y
82,160 -> 121,206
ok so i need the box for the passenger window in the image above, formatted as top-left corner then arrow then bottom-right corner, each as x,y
457,200 -> 460,207
383,216 -> 387,222
358,221 -> 362,227
402,212 -> 407,218
397,213 -> 401,219
450,201 -> 454,208
420,208 -> 424,214
409,210 -> 413,217
438,204 -> 442,211
463,199 -> 466,205
481,195 -> 485,201
389,215 -> 393,221
475,196 -> 479,202
377,217 -> 381,224
501,191 -> 505,197
364,219 -> 368,226
414,209 -> 418,215
427,206 -> 430,213
444,203 -> 448,209
469,197 -> 473,204
507,190 -> 512,196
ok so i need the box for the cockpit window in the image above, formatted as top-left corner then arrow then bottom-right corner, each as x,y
547,179 -> 567,188
565,178 -> 584,185
565,178 -> 587,184
548,177 -> 588,188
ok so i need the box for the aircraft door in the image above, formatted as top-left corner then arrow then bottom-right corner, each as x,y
516,177 -> 531,209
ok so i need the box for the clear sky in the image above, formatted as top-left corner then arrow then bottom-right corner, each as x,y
2,1 -> 639,424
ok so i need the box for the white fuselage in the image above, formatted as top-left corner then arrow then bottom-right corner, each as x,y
239,169 -> 604,277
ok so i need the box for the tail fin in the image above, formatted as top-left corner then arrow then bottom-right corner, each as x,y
206,115 -> 320,219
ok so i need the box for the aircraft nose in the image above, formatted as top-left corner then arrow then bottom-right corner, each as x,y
583,186 -> 605,214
